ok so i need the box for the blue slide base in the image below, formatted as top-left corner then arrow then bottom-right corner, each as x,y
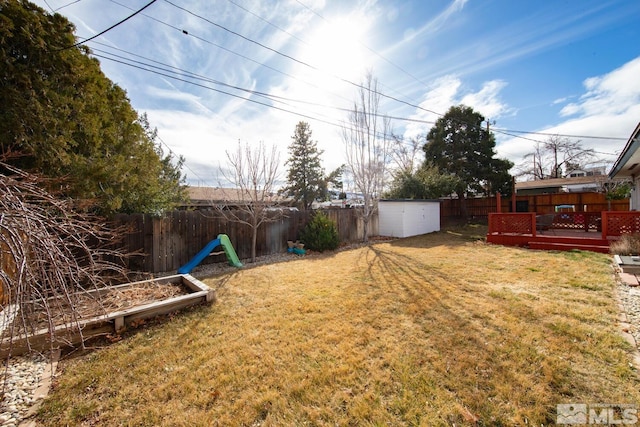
177,238 -> 221,274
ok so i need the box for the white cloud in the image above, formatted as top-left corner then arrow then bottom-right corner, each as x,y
383,0 -> 468,55
403,75 -> 510,139
498,56 -> 640,172
460,80 -> 512,120
560,57 -> 640,117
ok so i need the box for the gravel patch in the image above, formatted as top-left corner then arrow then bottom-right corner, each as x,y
617,282 -> 640,352
0,353 -> 48,427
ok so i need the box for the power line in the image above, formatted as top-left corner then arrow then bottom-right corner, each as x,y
91,53 -> 345,130
43,0 -> 55,13
79,3 -> 625,151
293,0 -> 433,103
164,0 -> 319,72
90,44 -> 624,148
55,0 -> 82,12
89,48 -> 429,130
102,1 -> 558,146
492,128 -> 627,141
155,134 -> 209,184
225,0 -> 308,47
57,0 -> 157,51
107,0 -> 356,107
160,1 -> 442,117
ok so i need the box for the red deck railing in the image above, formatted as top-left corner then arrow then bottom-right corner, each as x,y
488,211 -> 640,239
601,211 -> 640,237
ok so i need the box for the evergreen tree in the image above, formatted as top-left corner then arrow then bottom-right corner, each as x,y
0,0 -> 187,215
281,122 -> 325,210
423,105 -> 513,217
385,164 -> 461,199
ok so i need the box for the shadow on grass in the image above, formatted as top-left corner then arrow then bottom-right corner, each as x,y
385,224 -> 489,250
349,241 -> 582,424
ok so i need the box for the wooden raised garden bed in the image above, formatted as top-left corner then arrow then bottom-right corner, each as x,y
0,274 -> 214,358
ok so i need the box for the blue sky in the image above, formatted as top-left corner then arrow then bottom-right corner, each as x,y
32,0 -> 640,186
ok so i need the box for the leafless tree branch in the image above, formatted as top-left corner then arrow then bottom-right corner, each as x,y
0,160 -> 128,364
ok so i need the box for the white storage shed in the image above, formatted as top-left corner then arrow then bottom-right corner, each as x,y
378,199 -> 441,238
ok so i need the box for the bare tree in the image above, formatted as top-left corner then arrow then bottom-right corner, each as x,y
389,134 -> 423,177
342,73 -> 391,242
519,136 -> 597,180
0,160 -> 127,360
217,141 -> 281,262
520,143 -> 546,180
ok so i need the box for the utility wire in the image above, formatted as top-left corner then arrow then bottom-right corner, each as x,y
107,0 -> 355,107
293,0 -> 433,104
106,1 -> 621,146
164,0 -> 318,71
156,134 -> 208,184
81,3 -> 625,149
90,47 -> 435,131
158,1 -> 539,143
58,0 -> 157,51
225,0 -> 308,47
90,48 -> 347,126
90,43 -> 624,147
492,128 -> 626,141
55,0 -> 82,12
43,0 -> 55,13
91,53 -> 345,130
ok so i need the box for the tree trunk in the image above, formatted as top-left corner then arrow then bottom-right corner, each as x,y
458,191 -> 469,219
251,227 -> 257,263
362,214 -> 369,243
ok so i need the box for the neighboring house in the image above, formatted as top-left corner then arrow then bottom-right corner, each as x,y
566,166 -> 608,178
609,122 -> 640,210
515,175 -> 605,196
181,186 -> 292,210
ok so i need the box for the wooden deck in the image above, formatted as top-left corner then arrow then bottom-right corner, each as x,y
487,229 -> 611,253
483,212 -> 638,253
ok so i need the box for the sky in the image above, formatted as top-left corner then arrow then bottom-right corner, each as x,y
31,0 -> 640,187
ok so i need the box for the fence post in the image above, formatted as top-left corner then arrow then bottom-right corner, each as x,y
601,211 -> 608,239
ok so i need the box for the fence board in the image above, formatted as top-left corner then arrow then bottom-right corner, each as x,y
112,192 -> 624,273
112,208 -> 373,273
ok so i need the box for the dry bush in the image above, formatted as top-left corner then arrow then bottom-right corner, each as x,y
609,233 -> 640,255
0,160 -> 128,358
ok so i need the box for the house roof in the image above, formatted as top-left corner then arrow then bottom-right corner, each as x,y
515,175 -> 602,191
187,186 -> 245,202
185,186 -> 290,205
609,122 -> 640,179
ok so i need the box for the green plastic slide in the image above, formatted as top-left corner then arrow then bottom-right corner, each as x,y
218,234 -> 243,267
177,233 -> 242,274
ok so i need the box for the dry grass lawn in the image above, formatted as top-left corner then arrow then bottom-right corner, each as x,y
38,226 -> 640,426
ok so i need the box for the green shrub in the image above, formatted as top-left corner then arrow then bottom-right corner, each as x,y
300,211 -> 340,252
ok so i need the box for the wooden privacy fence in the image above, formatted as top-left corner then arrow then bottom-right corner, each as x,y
112,209 -> 377,273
